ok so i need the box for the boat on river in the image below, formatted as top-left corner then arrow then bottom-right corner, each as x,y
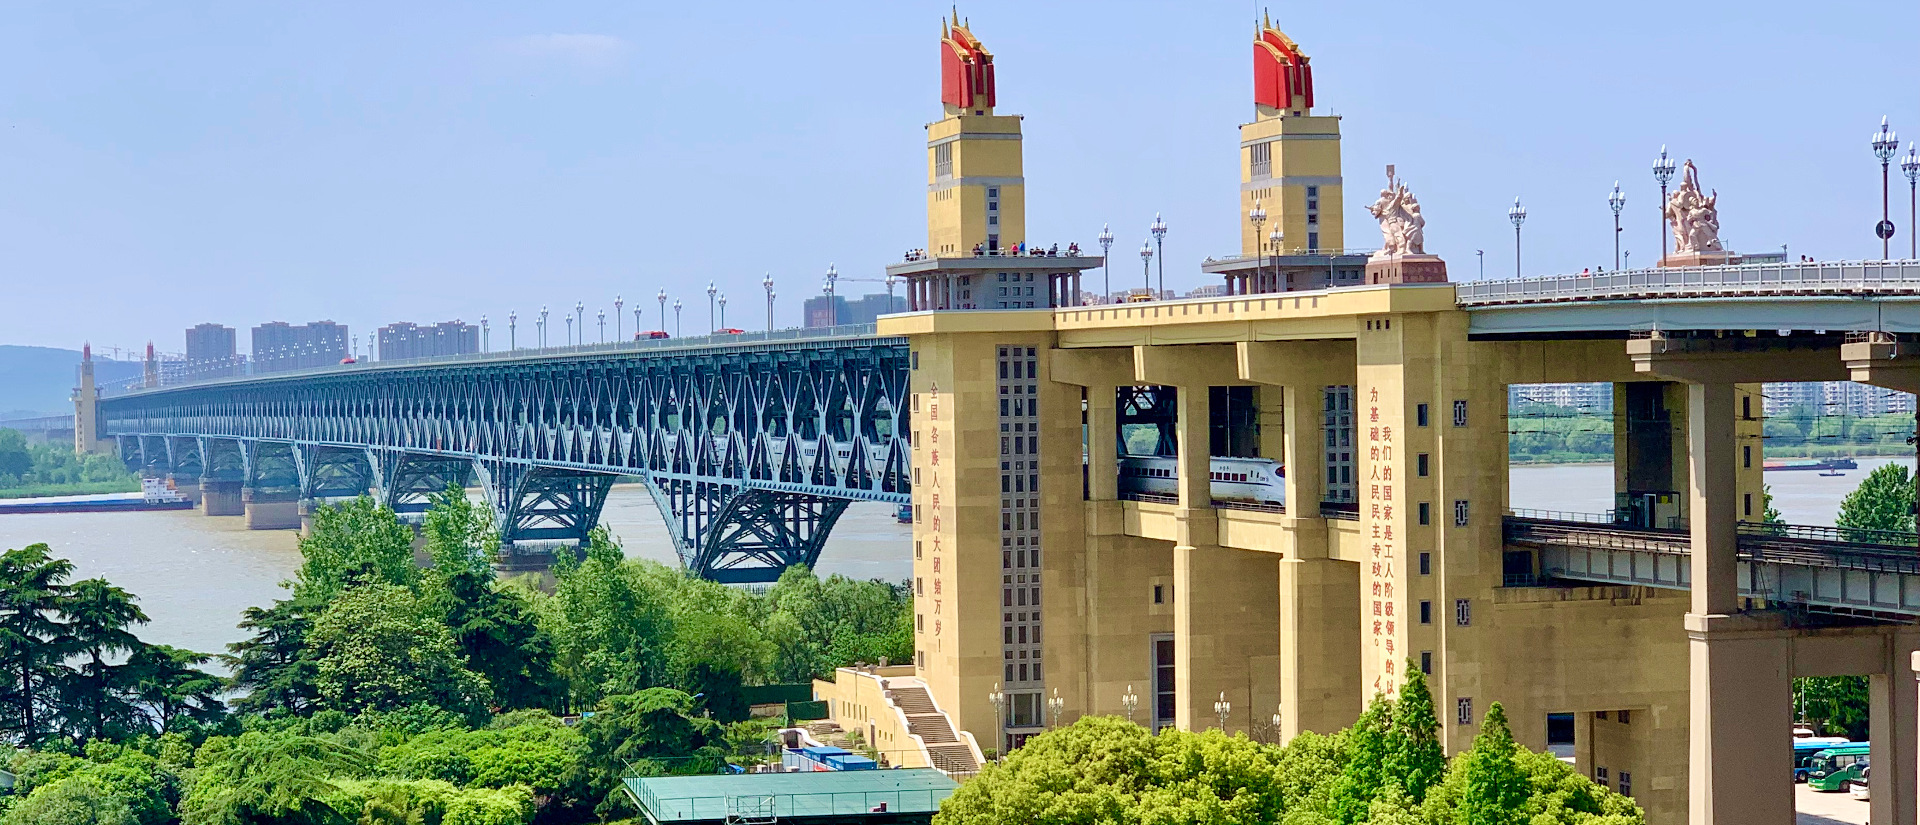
1764,457 -> 1859,472
0,478 -> 192,515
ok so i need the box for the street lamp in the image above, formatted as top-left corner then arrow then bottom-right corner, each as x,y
508,310 -> 517,350
539,305 -> 550,348
1139,240 -> 1154,297
634,306 -> 643,336
1475,249 -> 1484,279
565,314 -> 574,347
1874,117 -> 1901,259
673,299 -> 683,337
718,292 -> 727,330
989,684 -> 1006,759
656,289 -> 667,336
1508,197 -> 1528,278
1268,225 -> 1285,290
1097,223 -> 1114,302
614,295 -> 624,341
825,263 -> 839,325
1047,688 -> 1064,729
1121,685 -> 1139,724
1653,145 -> 1677,263
575,301 -> 585,342
1213,691 -> 1231,731
597,309 -> 606,344
1608,182 -> 1627,270
1247,199 -> 1268,292
705,282 -> 717,333
1903,143 -> 1919,260
1150,213 -> 1168,298
480,315 -> 489,352
1271,706 -> 1284,744
763,273 -> 776,331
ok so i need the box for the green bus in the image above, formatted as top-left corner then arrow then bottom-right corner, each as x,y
1806,743 -> 1871,792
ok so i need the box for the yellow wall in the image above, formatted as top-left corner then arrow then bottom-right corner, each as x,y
1239,114 -> 1344,256
927,115 -> 1024,256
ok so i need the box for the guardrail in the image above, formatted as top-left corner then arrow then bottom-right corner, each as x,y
100,323 -> 889,398
1506,514 -> 1920,577
1455,259 -> 1920,306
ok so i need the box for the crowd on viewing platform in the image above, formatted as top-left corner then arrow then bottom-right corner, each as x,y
899,242 -> 1085,261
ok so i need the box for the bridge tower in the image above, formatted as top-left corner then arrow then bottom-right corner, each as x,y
1241,16 -> 1342,259
928,12 -> 1020,258
71,343 -> 112,455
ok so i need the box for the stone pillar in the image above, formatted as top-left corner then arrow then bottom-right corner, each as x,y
1687,383 -> 1738,616
243,490 -> 301,530
1087,386 -> 1119,502
1871,661 -> 1918,825
167,475 -> 202,506
201,479 -> 244,516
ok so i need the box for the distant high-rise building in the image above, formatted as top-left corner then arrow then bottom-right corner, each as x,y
184,323 -> 239,379
251,321 -> 350,372
1762,381 -> 1915,417
803,293 -> 908,328
377,320 -> 480,361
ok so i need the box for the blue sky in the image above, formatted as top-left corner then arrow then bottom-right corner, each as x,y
1,0 -> 1913,354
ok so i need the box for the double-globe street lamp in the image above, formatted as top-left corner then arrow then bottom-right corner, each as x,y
1149,213 -> 1168,298
1873,116 -> 1901,259
1214,692 -> 1232,731
763,273 -> 776,331
1139,240 -> 1154,298
673,299 -> 683,337
989,684 -> 1005,760
657,290 -> 668,336
1508,198 -> 1527,278
1121,685 -> 1139,724
1247,199 -> 1268,292
824,263 -> 840,325
480,315 -> 489,352
706,282 -> 718,333
508,311 -> 517,350
1904,143 -> 1920,260
1652,146 -> 1676,263
1608,182 -> 1627,270
615,295 -> 624,341
539,305 -> 550,348
1097,223 -> 1114,303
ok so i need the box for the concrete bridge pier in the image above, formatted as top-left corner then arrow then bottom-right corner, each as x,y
243,489 -> 301,530
166,475 -> 201,506
200,479 -> 244,516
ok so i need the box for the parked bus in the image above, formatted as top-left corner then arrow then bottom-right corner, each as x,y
1806,743 -> 1871,791
1793,737 -> 1850,782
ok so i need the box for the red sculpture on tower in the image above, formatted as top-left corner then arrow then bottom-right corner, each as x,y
941,11 -> 995,111
1253,14 -> 1313,112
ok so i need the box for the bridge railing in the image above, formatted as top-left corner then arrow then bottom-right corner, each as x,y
1507,513 -> 1920,575
1455,259 -> 1920,306
99,323 -> 888,398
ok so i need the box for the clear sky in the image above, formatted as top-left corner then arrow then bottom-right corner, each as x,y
2,1 -> 1914,355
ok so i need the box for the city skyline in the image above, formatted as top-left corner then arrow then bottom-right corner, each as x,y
1,0 -> 1914,351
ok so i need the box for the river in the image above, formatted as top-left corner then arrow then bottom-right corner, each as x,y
0,461 -> 1907,658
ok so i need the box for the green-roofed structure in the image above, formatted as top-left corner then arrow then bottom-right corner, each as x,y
624,769 -> 959,825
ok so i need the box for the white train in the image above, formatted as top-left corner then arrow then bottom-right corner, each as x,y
1118,455 -> 1285,506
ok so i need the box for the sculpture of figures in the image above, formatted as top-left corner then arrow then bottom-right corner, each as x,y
1662,160 -> 1723,254
1367,168 -> 1426,256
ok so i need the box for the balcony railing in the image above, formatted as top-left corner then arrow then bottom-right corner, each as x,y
1455,259 -> 1920,306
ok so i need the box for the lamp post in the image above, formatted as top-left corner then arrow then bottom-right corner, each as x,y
508,310 -> 517,350
1048,688 -> 1064,729
989,684 -> 1005,759
1269,225 -> 1285,290
1608,182 -> 1626,270
1874,117 -> 1901,259
565,315 -> 574,347
705,282 -> 717,333
1903,143 -> 1919,260
673,299 -> 682,337
717,293 -> 727,330
596,309 -> 605,344
656,289 -> 667,336
634,307 -> 643,336
1150,213 -> 1168,298
614,295 -> 624,341
1653,145 -> 1676,263
480,315 -> 489,352
1097,223 -> 1114,302
1121,685 -> 1139,724
1213,691 -> 1231,731
763,273 -> 776,331
1508,197 -> 1527,278
1247,199 -> 1268,292
539,305 -> 549,348
1475,249 -> 1484,279
1139,240 -> 1154,298
825,263 -> 839,325
1271,707 -> 1284,744
574,301 -> 585,343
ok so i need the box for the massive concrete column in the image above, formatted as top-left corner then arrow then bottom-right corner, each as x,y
1136,345 -> 1280,733
200,479 -> 244,516
1871,662 -> 1919,825
243,490 -> 301,530
1687,383 -> 1738,617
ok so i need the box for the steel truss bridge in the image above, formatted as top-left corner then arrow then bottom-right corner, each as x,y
100,327 -> 911,583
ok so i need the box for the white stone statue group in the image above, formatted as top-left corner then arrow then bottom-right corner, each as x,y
1663,159 -> 1724,254
1368,169 -> 1426,256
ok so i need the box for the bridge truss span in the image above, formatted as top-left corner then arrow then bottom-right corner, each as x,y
98,334 -> 913,583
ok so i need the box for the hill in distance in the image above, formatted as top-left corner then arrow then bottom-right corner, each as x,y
0,345 -> 143,419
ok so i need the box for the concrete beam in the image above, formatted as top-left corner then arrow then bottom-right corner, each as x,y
1049,347 -> 1134,388
1843,339 -> 1920,394
1627,336 -> 1849,383
1133,344 -> 1251,388
1235,340 -> 1356,386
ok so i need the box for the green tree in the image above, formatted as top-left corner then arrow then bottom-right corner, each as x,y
0,544 -> 76,744
295,496 -> 417,602
226,597 -> 324,715
1836,462 -> 1916,540
127,644 -> 226,735
534,531 -> 672,706
577,688 -> 721,820
1386,667 -> 1445,804
178,730 -> 373,825
0,429 -> 32,480
308,583 -> 490,719
1796,676 -> 1870,740
420,488 -> 564,713
1,775 -> 138,825
1328,695 -> 1393,825
1761,484 -> 1784,525
56,578 -> 148,743
1454,702 -> 1529,825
